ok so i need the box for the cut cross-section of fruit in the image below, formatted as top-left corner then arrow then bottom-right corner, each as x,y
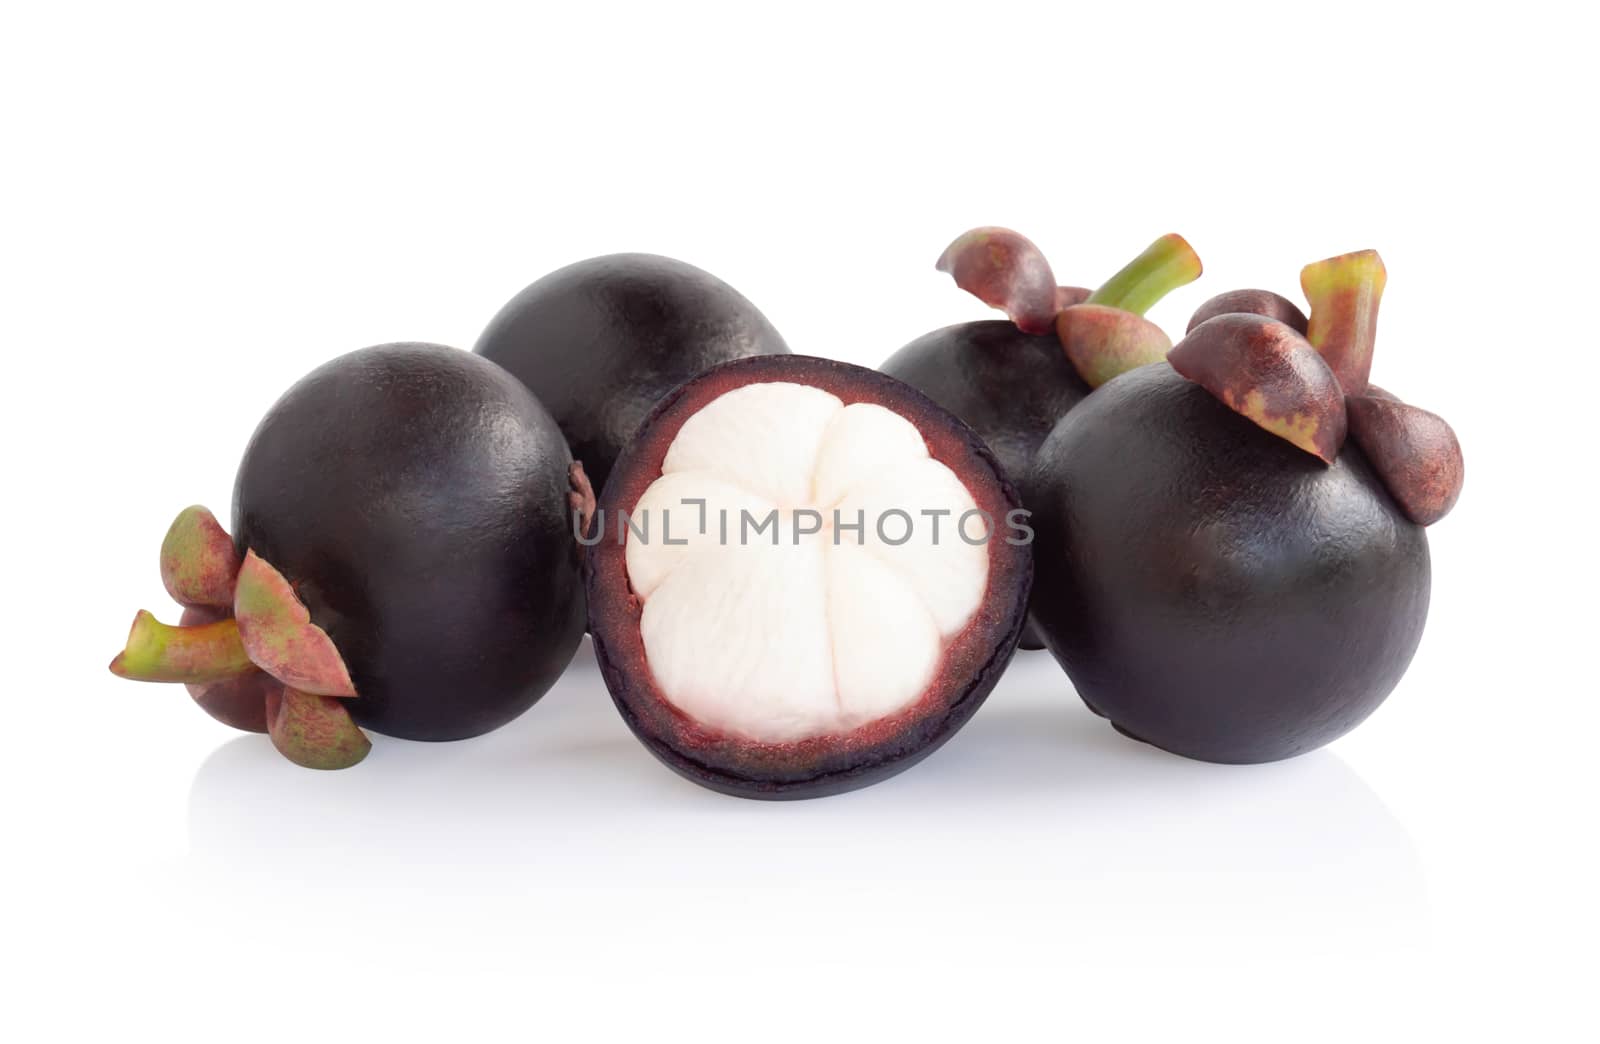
588,355 -> 1032,799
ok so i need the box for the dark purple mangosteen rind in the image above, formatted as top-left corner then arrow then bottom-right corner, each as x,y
588,354 -> 1032,799
1028,363 -> 1430,764
232,343 -> 586,742
475,253 -> 790,496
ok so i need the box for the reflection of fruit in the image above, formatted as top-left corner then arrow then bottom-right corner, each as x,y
109,343 -> 587,768
1028,250 -> 1461,763
885,230 -> 1201,648
476,254 -> 789,495
587,354 -> 1031,798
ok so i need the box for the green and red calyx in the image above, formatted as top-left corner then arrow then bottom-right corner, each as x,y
1169,314 -> 1347,463
1170,249 -> 1464,525
109,506 -> 369,769
937,228 -> 1203,387
936,227 -> 1060,334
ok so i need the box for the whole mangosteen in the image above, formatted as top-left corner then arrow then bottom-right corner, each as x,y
1027,251 -> 1463,762
476,253 -> 790,495
110,343 -> 589,769
882,227 -> 1203,647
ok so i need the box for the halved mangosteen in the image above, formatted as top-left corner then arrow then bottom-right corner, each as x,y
587,355 -> 1032,799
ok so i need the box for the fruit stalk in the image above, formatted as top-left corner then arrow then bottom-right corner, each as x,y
1301,249 -> 1386,396
109,611 -> 257,683
1086,234 -> 1204,316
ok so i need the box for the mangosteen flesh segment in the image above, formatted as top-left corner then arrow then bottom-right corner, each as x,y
589,355 -> 1031,799
1028,364 -> 1430,764
475,253 -> 789,495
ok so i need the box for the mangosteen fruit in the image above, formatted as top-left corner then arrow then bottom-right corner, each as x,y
1028,251 -> 1463,763
475,253 -> 790,495
586,354 -> 1033,799
882,227 -> 1203,648
110,343 -> 589,768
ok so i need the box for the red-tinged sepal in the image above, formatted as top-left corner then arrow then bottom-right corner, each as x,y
1347,395 -> 1464,525
1187,289 -> 1308,335
936,227 -> 1058,334
1056,304 -> 1171,388
1170,314 -> 1348,464
266,686 -> 371,770
234,550 -> 357,697
160,506 -> 243,609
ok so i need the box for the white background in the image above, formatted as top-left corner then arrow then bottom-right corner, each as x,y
3,2 -> 1595,1040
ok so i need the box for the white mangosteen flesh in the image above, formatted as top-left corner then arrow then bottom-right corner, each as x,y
623,382 -> 990,744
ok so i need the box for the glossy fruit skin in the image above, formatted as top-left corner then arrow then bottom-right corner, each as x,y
1029,363 -> 1430,763
475,253 -> 789,495
232,343 -> 585,742
882,321 -> 1091,649
588,354 -> 1032,799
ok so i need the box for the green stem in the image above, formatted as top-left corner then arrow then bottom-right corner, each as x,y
109,611 -> 256,684
1301,250 -> 1386,396
1086,233 -> 1203,316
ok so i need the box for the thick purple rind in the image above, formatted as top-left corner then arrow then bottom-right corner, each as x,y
1028,364 -> 1430,764
587,354 -> 1032,799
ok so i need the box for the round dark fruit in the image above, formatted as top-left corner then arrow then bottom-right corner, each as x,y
1027,363 -> 1431,763
232,343 -> 586,742
882,323 -> 1090,504
476,253 -> 789,495
110,343 -> 588,769
587,354 -> 1032,799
